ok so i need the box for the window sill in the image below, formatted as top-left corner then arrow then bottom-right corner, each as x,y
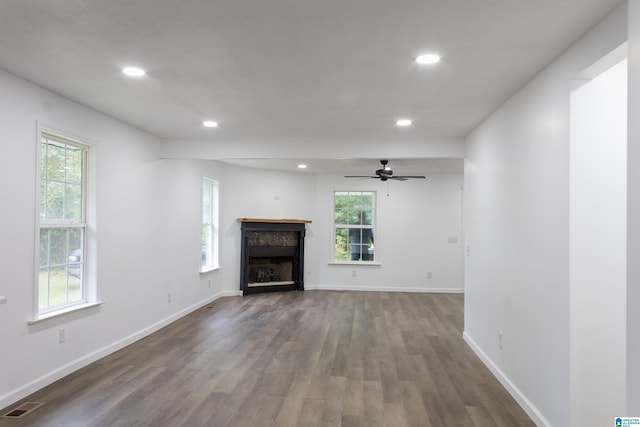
28,301 -> 104,325
200,266 -> 221,275
328,261 -> 382,266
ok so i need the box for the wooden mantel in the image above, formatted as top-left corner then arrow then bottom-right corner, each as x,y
237,218 -> 312,224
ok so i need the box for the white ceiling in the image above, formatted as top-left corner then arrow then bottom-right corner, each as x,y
0,0 -> 621,174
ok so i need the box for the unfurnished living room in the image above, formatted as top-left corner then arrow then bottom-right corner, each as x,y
1,1 -> 639,426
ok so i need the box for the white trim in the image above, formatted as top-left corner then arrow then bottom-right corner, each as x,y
222,290 -> 243,297
305,284 -> 464,293
327,261 -> 382,266
1,292 -> 234,411
28,301 -> 105,324
199,266 -> 221,274
462,331 -> 551,427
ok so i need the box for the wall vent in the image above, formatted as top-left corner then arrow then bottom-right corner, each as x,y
2,402 -> 44,419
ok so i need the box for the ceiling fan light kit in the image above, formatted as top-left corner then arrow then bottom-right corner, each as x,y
344,160 -> 426,181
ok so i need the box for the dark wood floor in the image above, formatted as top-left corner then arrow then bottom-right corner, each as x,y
1,291 -> 535,427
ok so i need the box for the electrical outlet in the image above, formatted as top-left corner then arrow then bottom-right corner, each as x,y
427,272 -> 432,279
59,328 -> 65,344
168,292 -> 172,303
498,331 -> 503,350
208,279 -> 211,289
352,270 -> 357,277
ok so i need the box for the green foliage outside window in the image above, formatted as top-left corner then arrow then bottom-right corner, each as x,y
334,191 -> 375,261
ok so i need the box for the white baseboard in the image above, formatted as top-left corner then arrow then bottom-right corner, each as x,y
462,331 -> 551,427
305,284 -> 464,293
221,290 -> 243,297
0,292 -> 231,411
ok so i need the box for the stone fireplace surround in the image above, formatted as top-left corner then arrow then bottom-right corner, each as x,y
238,218 -> 311,295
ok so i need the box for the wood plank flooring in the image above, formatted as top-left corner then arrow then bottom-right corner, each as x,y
0,291 -> 535,426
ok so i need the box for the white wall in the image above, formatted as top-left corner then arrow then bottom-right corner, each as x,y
627,0 -> 640,414
160,136 -> 465,160
313,174 -> 464,292
0,69 -> 226,409
218,164 -> 318,293
217,166 -> 464,294
463,3 -> 628,426
569,58 -> 627,426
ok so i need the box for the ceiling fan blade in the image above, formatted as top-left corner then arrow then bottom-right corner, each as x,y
344,175 -> 379,179
390,175 -> 426,180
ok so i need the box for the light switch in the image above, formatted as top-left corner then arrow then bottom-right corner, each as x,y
0,296 -> 7,305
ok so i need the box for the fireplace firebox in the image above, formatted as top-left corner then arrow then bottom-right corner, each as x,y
238,218 -> 310,295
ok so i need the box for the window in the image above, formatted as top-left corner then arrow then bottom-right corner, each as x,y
37,132 -> 89,315
333,191 -> 376,262
201,178 -> 219,271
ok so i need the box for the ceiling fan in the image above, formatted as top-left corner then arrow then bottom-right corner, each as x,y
345,160 -> 426,181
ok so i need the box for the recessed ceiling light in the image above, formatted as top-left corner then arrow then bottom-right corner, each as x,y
396,119 -> 413,127
415,54 -> 440,65
122,67 -> 146,77
203,121 -> 218,128
298,164 -> 308,169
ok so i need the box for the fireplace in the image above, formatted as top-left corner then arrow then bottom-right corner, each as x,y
238,218 -> 310,295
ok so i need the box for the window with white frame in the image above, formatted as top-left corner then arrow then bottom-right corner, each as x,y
37,132 -> 89,315
333,191 -> 376,262
201,178 -> 219,271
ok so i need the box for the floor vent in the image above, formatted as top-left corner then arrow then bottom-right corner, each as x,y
2,402 -> 45,419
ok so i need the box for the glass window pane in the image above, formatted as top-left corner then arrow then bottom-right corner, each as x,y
333,194 -> 343,222
334,228 -> 349,261
39,229 -> 50,267
334,205 -> 347,224
48,228 -> 68,265
67,274 -> 82,301
68,228 -> 83,253
202,180 -> 212,223
202,224 -> 211,267
203,203 -> 212,224
46,144 -> 66,181
366,229 -> 375,261
67,228 -> 83,280
362,194 -> 374,225
64,183 -> 82,220
47,266 -> 69,307
348,228 -> 361,260
202,180 -> 212,199
66,146 -> 83,183
348,205 -> 363,225
46,181 -> 65,219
